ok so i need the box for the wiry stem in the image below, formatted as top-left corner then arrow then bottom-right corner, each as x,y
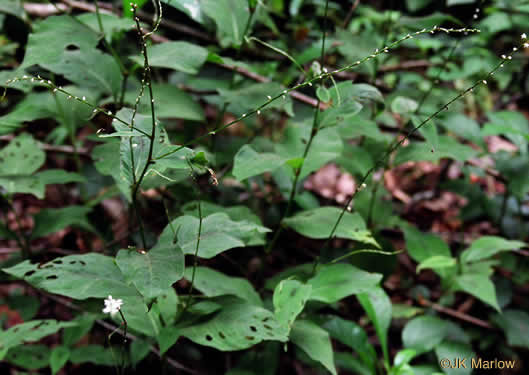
154,26 -> 480,161
316,58 -> 511,268
265,0 -> 330,253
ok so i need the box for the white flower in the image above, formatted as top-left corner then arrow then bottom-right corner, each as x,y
522,33 -> 527,39
103,295 -> 123,316
524,43 -> 529,49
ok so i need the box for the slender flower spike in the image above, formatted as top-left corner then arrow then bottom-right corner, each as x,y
103,295 -> 123,316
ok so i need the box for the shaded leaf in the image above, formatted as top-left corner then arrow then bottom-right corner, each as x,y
184,266 -> 262,306
308,263 -> 382,304
291,320 -> 337,375
116,244 -> 185,299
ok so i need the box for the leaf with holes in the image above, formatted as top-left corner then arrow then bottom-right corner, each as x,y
273,280 -> 311,333
158,213 -> 270,258
22,15 -> 100,69
283,207 -> 379,247
46,48 -> 122,99
308,263 -> 382,304
291,320 -> 337,375
184,267 -> 262,306
179,298 -> 288,351
115,244 -> 185,300
0,133 -> 45,196
0,320 -> 77,360
2,254 -> 158,336
3,344 -> 51,370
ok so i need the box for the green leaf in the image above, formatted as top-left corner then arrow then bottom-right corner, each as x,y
357,287 -> 392,365
62,314 -> 95,346
453,274 -> 500,311
0,320 -> 77,359
22,15 -> 100,69
0,133 -> 45,176
0,133 -> 46,196
202,0 -> 250,48
2,254 -> 156,335
159,212 -> 270,258
163,0 -> 206,24
0,92 -> 54,134
308,263 -> 382,304
391,96 -> 418,114
329,82 -> 384,105
276,124 -> 342,178
394,136 -> 477,165
393,349 -> 418,368
157,326 -> 180,355
70,344 -> 121,366
446,0 -> 476,5
407,0 -> 434,11
319,315 -> 376,372
404,227 -> 451,262
2,254 -> 138,300
4,344 -> 51,369
149,84 -> 205,121
233,145 -> 288,181
316,86 -> 331,102
283,207 -> 379,247
116,244 -> 184,300
273,280 -> 311,332
31,206 -> 95,239
484,111 -> 529,153
76,13 -> 134,37
218,82 -> 294,117
37,170 -> 86,185
492,309 -> 529,349
179,298 -> 288,351
413,116 -> 438,150
50,346 -> 70,375
434,341 -> 475,375
47,48 -> 122,99
402,315 -> 451,353
440,113 -> 482,146
132,41 -> 208,74
416,256 -> 457,273
291,320 -> 337,375
460,236 -> 526,264
181,201 -> 267,246
184,266 -> 262,306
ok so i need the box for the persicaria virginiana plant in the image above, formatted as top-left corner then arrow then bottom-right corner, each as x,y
1,0 -> 529,374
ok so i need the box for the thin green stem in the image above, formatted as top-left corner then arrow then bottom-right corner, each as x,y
0,194 -> 31,259
265,0 -> 329,254
184,199 -> 203,310
318,58 -> 509,258
154,26 -> 480,161
129,9 -> 159,249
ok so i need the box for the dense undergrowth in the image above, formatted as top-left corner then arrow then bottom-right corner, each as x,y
1,0 -> 529,374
